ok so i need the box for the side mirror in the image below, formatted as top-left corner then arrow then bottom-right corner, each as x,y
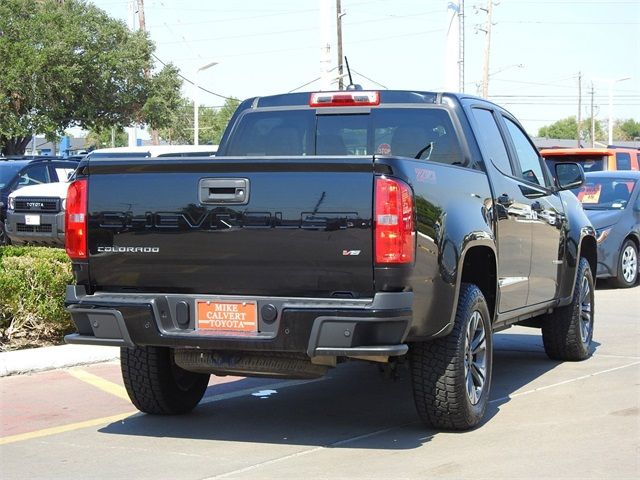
555,162 -> 584,191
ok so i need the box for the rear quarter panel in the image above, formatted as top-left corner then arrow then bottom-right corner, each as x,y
374,157 -> 494,339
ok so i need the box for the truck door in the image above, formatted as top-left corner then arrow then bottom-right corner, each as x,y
469,107 -> 531,312
500,116 -> 565,305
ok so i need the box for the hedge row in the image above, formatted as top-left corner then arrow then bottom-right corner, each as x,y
0,246 -> 74,351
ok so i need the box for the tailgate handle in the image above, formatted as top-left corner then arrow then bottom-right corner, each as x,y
199,178 -> 249,204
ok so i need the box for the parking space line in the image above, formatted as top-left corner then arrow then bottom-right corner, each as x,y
66,368 -> 130,401
0,411 -> 137,446
489,360 -> 640,404
204,421 -> 419,480
593,353 -> 640,360
0,377 -> 322,446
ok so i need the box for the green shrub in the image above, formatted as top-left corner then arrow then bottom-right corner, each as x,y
0,246 -> 73,350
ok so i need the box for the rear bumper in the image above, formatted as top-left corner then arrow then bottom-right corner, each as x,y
64,286 -> 413,359
4,211 -> 64,246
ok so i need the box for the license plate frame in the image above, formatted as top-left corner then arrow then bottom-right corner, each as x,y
25,214 -> 41,226
196,300 -> 258,333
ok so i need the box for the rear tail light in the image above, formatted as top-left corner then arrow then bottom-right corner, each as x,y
374,177 -> 415,264
310,91 -> 380,107
65,179 -> 88,260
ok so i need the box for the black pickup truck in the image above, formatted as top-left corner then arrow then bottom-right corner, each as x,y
64,89 -> 596,430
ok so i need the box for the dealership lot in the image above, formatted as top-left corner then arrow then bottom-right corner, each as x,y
1,283 -> 638,480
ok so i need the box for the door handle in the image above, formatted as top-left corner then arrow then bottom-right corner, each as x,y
199,178 -> 250,205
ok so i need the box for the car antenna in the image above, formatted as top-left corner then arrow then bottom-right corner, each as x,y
344,56 -> 362,91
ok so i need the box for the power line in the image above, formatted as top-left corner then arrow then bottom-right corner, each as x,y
152,53 -> 233,100
502,21 -> 639,25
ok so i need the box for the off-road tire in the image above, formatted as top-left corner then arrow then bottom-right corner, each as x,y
409,283 -> 492,430
611,239 -> 638,288
542,257 -> 594,361
121,346 -> 210,414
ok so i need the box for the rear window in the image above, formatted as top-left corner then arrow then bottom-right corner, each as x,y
543,154 -> 606,173
225,107 -> 465,165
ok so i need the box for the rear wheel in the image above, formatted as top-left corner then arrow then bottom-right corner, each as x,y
409,283 -> 492,430
542,257 -> 594,361
121,346 -> 210,414
611,239 -> 638,288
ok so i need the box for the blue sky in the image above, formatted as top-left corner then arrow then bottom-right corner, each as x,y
92,0 -> 639,136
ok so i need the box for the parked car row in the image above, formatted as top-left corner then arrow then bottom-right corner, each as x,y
1,145 -> 218,247
541,146 -> 639,288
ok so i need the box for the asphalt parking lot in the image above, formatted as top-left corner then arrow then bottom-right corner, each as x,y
1,283 -> 638,480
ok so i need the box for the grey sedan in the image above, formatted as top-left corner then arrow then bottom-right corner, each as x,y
572,171 -> 640,287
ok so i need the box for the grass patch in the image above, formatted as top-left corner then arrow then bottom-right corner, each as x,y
0,246 -> 73,351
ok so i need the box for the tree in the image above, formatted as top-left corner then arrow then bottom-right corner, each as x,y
538,117 -> 578,139
208,97 -> 241,144
86,127 -> 128,149
538,116 -> 605,143
614,118 -> 640,141
158,97 -> 240,145
0,0 -> 182,155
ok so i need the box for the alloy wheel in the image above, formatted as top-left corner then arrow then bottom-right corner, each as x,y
464,311 -> 487,405
621,245 -> 638,284
579,275 -> 592,343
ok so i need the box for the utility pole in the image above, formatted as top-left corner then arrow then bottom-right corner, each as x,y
577,71 -> 582,147
136,0 -> 160,145
127,0 -> 137,147
480,1 -> 494,98
336,0 -> 344,90
590,83 -> 595,147
319,0 -> 332,91
136,0 -> 146,32
459,1 -> 465,92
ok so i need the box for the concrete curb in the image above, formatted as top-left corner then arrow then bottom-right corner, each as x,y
0,344 -> 120,377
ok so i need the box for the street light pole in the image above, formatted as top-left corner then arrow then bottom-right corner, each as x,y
193,61 -> 218,146
606,76 -> 630,145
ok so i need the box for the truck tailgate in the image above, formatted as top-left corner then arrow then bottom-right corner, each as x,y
86,157 -> 374,297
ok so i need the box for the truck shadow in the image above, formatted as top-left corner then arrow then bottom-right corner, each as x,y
99,329 -> 599,450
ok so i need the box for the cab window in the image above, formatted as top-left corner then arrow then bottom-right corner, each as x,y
54,167 -> 75,182
503,117 -> 546,187
16,164 -> 50,188
471,108 -> 512,174
616,152 -> 632,170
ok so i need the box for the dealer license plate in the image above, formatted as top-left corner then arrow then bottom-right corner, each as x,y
196,300 -> 258,333
25,215 -> 41,226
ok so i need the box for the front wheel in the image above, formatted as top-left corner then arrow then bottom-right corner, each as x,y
121,346 -> 210,414
611,239 -> 638,288
409,283 -> 492,430
542,257 -> 594,361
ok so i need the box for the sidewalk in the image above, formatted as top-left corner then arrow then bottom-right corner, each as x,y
0,344 -> 119,377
